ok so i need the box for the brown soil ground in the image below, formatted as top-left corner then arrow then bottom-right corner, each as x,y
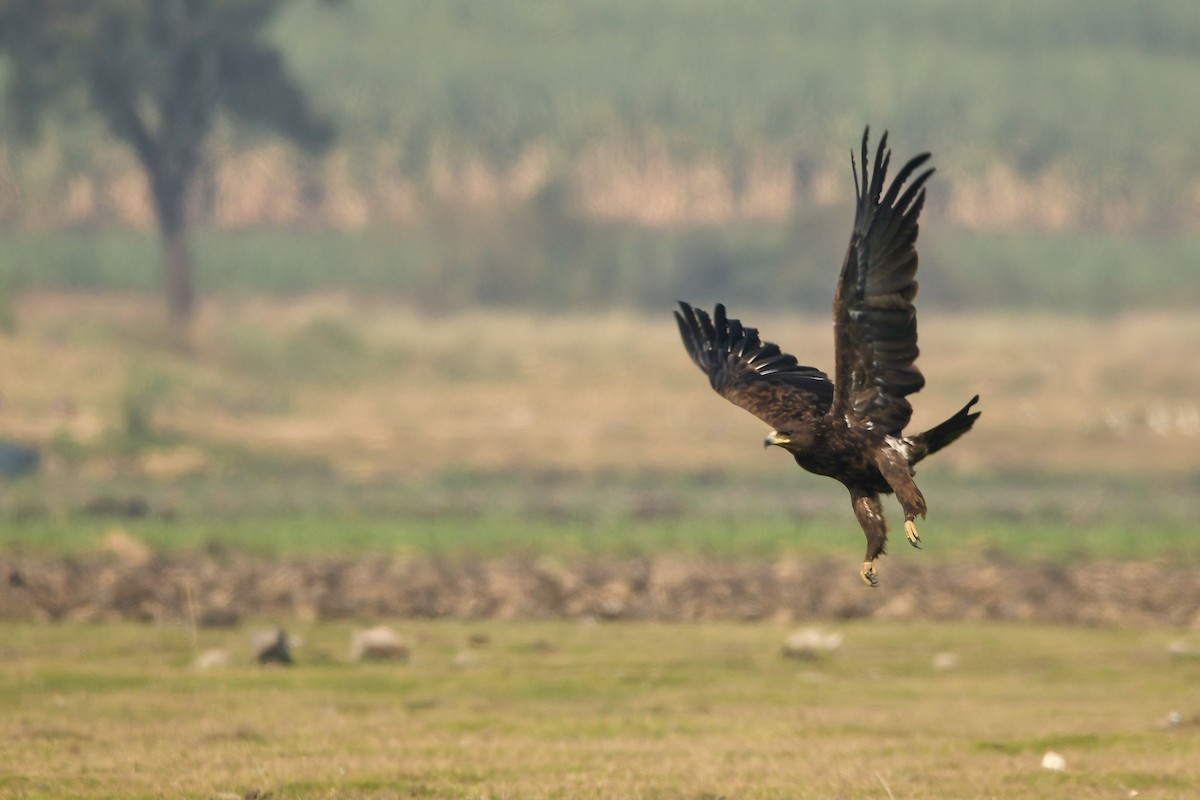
5,552 -> 1199,628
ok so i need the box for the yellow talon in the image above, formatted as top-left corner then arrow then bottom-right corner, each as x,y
860,561 -> 879,587
904,519 -> 921,548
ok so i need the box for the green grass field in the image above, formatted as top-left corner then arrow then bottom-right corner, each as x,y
3,506 -> 1199,565
3,619 -> 1198,799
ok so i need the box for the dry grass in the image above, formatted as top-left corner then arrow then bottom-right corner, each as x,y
2,619 -> 1197,799
3,293 -> 1198,482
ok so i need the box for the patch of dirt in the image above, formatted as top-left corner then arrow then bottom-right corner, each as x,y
4,552 -> 1199,627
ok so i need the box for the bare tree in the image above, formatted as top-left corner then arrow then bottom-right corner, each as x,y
0,0 -> 335,332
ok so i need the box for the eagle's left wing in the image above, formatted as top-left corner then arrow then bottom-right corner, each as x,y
829,128 -> 934,435
675,302 -> 833,430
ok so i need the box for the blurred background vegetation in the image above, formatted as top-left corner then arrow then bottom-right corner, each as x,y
0,0 -> 1198,314
0,0 -> 1198,558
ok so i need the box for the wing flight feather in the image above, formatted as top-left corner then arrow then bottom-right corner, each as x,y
831,128 -> 933,434
675,301 -> 833,430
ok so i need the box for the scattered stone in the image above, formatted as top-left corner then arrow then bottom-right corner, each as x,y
251,629 -> 292,665
782,628 -> 843,660
1167,640 -> 1200,659
1041,751 -> 1066,771
194,648 -> 232,670
350,625 -> 409,662
599,597 -> 625,620
1153,709 -> 1200,730
932,652 -> 960,671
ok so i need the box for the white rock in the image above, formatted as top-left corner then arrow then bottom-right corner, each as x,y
350,625 -> 409,662
932,652 -> 960,671
1041,751 -> 1066,771
782,628 -> 843,660
193,648 -> 231,670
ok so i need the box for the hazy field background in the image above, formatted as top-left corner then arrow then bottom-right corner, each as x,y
3,0 -> 1200,314
1,295 -> 1198,562
2,2 -> 1199,797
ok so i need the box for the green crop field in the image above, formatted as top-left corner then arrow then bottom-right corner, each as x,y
3,619 -> 1199,799
271,0 -> 1200,200
13,0 -> 1200,203
4,1 -> 1200,314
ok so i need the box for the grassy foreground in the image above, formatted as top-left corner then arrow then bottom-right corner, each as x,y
2,620 -> 1197,799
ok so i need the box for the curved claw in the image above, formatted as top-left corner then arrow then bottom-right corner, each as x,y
904,519 -> 922,549
860,561 -> 879,588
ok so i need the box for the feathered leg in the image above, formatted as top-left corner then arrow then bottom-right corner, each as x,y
850,488 -> 888,587
875,448 -> 928,548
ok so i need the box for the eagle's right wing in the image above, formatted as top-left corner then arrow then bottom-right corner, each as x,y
829,128 -> 934,435
675,302 -> 833,430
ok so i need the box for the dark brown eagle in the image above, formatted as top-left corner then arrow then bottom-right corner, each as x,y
675,128 -> 980,586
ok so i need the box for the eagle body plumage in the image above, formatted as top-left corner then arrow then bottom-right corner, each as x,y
675,128 -> 980,586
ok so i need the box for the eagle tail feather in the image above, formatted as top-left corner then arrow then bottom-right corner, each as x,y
910,395 -> 980,463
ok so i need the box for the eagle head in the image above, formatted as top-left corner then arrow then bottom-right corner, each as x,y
763,430 -> 792,449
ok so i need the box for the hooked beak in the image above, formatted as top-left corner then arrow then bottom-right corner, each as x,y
763,431 -> 790,449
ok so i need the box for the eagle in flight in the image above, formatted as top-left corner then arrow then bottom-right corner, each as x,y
675,128 -> 980,586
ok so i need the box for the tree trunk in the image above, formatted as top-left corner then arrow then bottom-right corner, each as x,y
163,221 -> 194,327
149,156 -> 195,342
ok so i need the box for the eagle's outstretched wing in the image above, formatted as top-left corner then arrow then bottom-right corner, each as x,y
675,301 -> 833,429
830,128 -> 934,434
